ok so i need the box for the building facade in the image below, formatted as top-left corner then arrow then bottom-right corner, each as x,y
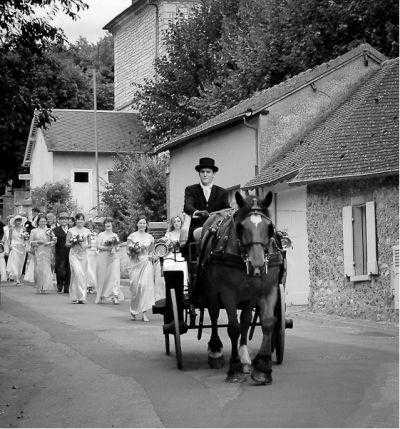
23,109 -> 143,215
104,0 -> 198,111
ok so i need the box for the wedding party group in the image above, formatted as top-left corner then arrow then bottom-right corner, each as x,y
0,211 -> 189,323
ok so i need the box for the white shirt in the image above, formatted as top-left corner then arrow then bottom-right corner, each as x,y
200,182 -> 213,202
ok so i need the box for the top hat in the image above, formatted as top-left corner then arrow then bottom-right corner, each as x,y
195,157 -> 219,172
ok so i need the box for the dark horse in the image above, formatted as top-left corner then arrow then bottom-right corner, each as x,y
197,191 -> 282,385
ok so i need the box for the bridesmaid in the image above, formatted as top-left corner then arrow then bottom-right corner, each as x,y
95,218 -> 124,304
86,220 -> 98,294
30,214 -> 57,293
66,213 -> 91,304
127,218 -> 155,322
6,214 -> 28,285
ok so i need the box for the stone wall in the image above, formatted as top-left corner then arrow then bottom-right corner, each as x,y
307,175 -> 399,322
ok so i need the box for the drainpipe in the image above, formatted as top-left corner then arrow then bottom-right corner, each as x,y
242,108 -> 269,196
148,1 -> 160,60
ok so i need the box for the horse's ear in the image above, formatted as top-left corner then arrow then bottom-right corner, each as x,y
261,191 -> 273,210
235,191 -> 246,208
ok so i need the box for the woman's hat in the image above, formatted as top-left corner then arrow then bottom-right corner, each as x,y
195,157 -> 219,172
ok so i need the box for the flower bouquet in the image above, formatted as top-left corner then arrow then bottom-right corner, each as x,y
104,236 -> 119,253
70,234 -> 85,248
276,230 -> 293,250
20,230 -> 30,241
127,241 -> 141,258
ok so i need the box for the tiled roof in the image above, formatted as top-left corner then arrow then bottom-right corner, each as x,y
23,109 -> 144,165
244,58 -> 399,188
156,43 -> 386,153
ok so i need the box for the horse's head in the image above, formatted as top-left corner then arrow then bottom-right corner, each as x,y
234,191 -> 274,277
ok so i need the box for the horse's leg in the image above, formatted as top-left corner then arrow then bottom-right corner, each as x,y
224,298 -> 245,383
251,287 -> 278,385
239,304 -> 252,374
207,303 -> 224,369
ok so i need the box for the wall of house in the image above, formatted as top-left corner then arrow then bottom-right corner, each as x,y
258,56 -> 383,166
30,129 -> 54,187
307,176 -> 399,322
112,0 -> 197,110
52,153 -> 115,214
260,183 -> 310,305
168,123 -> 256,216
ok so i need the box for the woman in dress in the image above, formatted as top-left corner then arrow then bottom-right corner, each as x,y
86,220 -> 98,294
66,213 -> 91,304
127,218 -> 155,322
0,222 -> 6,282
153,215 -> 189,301
29,214 -> 57,293
23,220 -> 36,283
95,218 -> 124,305
6,215 -> 29,285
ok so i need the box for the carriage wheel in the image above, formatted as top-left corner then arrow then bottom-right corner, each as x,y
170,288 -> 183,370
275,284 -> 286,364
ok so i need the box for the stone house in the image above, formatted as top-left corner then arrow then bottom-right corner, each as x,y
23,109 -> 143,214
104,0 -> 198,111
244,58 -> 399,321
156,43 -> 389,306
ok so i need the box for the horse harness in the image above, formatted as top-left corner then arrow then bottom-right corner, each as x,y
198,209 -> 283,277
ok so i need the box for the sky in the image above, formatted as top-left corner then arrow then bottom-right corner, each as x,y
52,0 -> 131,43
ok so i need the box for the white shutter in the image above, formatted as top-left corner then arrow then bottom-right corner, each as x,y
342,206 -> 355,277
366,201 -> 378,275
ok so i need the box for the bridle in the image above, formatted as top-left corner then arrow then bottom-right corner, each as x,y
236,209 -> 274,276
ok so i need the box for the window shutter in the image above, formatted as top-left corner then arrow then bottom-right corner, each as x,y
342,206 -> 355,277
366,201 -> 378,275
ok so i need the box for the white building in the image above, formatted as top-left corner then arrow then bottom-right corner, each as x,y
23,109 -> 143,214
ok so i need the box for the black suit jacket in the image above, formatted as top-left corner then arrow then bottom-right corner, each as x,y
53,226 -> 69,258
184,184 -> 230,241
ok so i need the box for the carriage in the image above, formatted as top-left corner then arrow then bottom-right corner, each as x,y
151,197 -> 293,377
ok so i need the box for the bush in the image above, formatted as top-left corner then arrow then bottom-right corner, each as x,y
31,180 -> 77,215
102,154 -> 168,240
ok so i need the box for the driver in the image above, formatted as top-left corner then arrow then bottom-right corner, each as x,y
183,157 -> 230,247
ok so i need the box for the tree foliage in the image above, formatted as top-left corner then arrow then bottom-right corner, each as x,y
102,155 -> 168,240
31,180 -> 77,214
135,0 -> 399,148
0,0 -> 114,194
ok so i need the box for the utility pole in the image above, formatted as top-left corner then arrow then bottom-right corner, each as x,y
93,68 -> 99,214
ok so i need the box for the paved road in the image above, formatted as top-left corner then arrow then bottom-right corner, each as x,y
0,283 -> 398,427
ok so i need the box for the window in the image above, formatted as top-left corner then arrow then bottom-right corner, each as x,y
342,201 -> 378,281
74,172 -> 89,183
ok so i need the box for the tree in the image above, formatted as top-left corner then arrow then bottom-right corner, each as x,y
31,181 -> 77,214
135,0 -> 399,148
0,0 -> 114,194
102,154 -> 168,240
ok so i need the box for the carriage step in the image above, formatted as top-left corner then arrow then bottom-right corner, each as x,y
163,321 -> 189,335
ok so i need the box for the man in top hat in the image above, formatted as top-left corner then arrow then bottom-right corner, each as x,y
53,212 -> 70,293
184,157 -> 230,247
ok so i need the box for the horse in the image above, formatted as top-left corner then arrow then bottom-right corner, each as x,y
196,190 -> 282,385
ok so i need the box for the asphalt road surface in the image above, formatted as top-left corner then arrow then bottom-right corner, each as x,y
0,283 -> 398,428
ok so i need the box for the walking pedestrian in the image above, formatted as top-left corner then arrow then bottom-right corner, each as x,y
0,221 -> 6,282
30,214 -> 57,294
6,215 -> 29,285
95,218 -> 124,304
127,218 -> 155,322
86,220 -> 98,295
66,213 -> 91,304
53,212 -> 71,293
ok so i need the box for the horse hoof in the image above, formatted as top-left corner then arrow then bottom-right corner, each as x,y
242,363 -> 252,374
208,355 -> 225,369
225,373 -> 246,383
251,370 -> 272,386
